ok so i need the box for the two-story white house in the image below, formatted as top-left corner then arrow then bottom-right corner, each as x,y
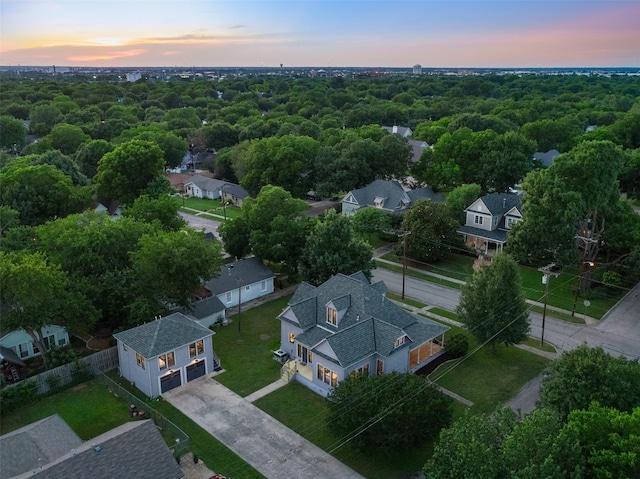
457,192 -> 523,256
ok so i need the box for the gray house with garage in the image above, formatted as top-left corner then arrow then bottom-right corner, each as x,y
277,272 -> 448,397
113,313 -> 218,398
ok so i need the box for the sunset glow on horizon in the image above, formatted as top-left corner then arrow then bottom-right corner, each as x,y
1,0 -> 638,68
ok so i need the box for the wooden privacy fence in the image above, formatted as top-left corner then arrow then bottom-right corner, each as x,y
12,347 -> 119,395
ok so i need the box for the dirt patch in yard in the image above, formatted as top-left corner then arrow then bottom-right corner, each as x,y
259,334 -> 270,341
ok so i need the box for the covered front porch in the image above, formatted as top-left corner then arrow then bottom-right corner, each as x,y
409,333 -> 446,372
281,359 -> 313,383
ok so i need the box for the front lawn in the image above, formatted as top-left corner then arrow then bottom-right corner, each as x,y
254,382 -> 434,479
432,345 -> 550,414
181,197 -> 243,220
0,380 -> 129,439
213,296 -> 291,397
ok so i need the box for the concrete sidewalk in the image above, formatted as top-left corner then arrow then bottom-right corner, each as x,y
163,376 -> 365,479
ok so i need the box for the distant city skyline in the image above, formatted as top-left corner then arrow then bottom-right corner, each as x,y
1,0 -> 639,68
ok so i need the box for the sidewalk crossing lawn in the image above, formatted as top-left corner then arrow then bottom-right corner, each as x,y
181,197 -> 243,220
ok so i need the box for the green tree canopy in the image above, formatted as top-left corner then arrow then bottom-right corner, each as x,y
538,345 -> 640,419
29,104 -> 63,136
456,253 -> 529,352
300,209 -> 374,285
94,139 -> 165,204
0,163 -> 91,226
0,250 -> 98,369
45,123 -> 90,155
400,200 -> 462,263
74,139 -> 114,179
122,195 -> 185,231
0,115 -> 27,150
328,372 -> 453,452
445,183 -> 481,223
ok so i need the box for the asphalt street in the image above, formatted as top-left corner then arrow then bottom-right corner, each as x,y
373,268 -> 640,360
179,211 -> 221,239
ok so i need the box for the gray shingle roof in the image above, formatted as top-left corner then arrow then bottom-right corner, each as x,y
185,175 -> 226,193
223,183 -> 249,199
344,180 -> 443,213
113,312 -> 212,358
533,149 -> 560,167
474,192 -> 522,217
25,420 -> 184,479
457,224 -> 509,243
279,272 -> 448,367
204,257 -> 274,294
0,414 -> 83,479
0,345 -> 26,366
188,295 -> 226,319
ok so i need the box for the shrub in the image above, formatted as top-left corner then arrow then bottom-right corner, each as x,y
447,333 -> 470,358
0,380 -> 38,414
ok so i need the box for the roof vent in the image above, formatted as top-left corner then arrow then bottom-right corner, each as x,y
502,197 -> 506,208
93,445 -> 101,453
356,314 -> 360,321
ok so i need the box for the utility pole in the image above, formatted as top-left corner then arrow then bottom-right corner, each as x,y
237,278 -> 242,333
398,231 -> 411,299
538,263 -> 559,347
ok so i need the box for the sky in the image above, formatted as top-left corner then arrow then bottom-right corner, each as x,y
1,0 -> 639,68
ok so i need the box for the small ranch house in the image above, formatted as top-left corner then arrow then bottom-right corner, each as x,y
457,192 -> 523,256
278,272 -> 448,397
0,325 -> 69,361
204,257 -> 275,310
114,313 -> 218,398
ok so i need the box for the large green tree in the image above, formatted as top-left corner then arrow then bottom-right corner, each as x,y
0,163 -> 91,226
538,345 -> 640,419
445,183 -> 481,223
74,139 -> 114,179
328,372 -> 453,452
45,123 -> 90,155
0,115 -> 26,150
0,251 -> 98,369
94,139 -> 165,204
300,209 -> 374,285
400,200 -> 462,263
456,253 -> 529,352
130,230 -> 224,324
122,194 -> 185,231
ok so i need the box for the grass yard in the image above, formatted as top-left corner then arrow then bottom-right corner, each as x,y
181,197 -> 243,220
254,382 -> 434,479
213,296 -> 291,397
431,345 -> 550,414
0,381 -> 130,439
386,291 -> 428,308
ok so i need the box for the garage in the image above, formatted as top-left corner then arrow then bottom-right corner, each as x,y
187,359 -> 206,382
160,370 -> 182,393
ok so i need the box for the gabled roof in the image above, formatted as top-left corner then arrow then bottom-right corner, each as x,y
468,192 -> 522,217
343,180 -> 443,212
381,125 -> 412,137
204,257 -> 274,295
182,294 -> 226,320
279,271 -> 448,367
0,414 -> 82,479
113,312 -> 212,358
407,139 -> 430,162
457,225 -> 508,243
184,175 -> 226,192
223,183 -> 249,199
19,420 -> 183,479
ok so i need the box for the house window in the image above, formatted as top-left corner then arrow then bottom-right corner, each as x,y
42,334 -> 55,349
317,364 -> 338,387
245,285 -> 250,291
289,332 -> 295,343
226,291 -> 232,303
377,359 -> 384,376
394,336 -> 406,348
327,307 -> 338,326
158,352 -> 175,370
57,336 -> 67,346
308,351 -> 313,363
123,344 -> 128,352
136,353 -> 145,370
261,280 -> 267,291
474,215 -> 484,225
351,364 -> 370,377
506,217 -> 519,229
189,340 -> 204,358
18,343 -> 29,359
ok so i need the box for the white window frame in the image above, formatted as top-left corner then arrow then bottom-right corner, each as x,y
189,340 -> 205,358
225,291 -> 232,303
261,280 -> 267,291
394,336 -> 406,348
327,307 -> 338,326
317,363 -> 338,387
474,215 -> 484,225
136,353 -> 145,370
158,351 -> 176,370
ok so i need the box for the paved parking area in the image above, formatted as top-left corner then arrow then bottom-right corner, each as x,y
163,376 -> 364,479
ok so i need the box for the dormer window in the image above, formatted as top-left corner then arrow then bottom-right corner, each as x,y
474,215 -> 484,225
506,217 -> 519,229
394,336 -> 406,348
327,307 -> 338,326
374,196 -> 385,208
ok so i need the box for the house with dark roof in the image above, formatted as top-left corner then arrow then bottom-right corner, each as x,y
0,345 -> 26,383
183,175 -> 227,199
342,179 -> 444,216
203,257 -> 275,311
382,125 -> 413,138
2,416 -> 184,479
113,312 -> 217,397
457,192 -> 523,256
277,272 -> 448,397
407,138 -> 432,163
533,149 -> 561,168
220,182 -> 249,207
94,198 -> 122,219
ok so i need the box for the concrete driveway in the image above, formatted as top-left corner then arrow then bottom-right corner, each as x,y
163,376 -> 364,479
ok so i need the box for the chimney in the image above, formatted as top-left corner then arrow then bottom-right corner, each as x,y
502,197 -> 506,209
392,125 -> 398,134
